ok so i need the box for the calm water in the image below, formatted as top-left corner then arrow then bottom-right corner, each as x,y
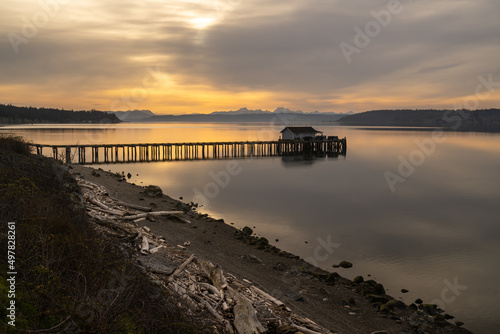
3,123 -> 500,333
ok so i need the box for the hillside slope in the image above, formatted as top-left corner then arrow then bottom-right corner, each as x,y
0,104 -> 121,124
338,109 -> 500,131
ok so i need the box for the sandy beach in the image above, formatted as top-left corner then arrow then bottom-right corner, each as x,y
71,164 -> 472,334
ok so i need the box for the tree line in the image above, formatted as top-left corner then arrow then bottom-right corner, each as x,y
0,104 -> 121,124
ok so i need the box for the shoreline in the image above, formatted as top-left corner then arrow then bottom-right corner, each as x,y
72,164 -> 472,334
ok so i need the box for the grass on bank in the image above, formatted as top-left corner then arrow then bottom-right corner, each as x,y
0,134 -> 208,333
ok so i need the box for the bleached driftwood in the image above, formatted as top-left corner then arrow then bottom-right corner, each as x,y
88,211 -> 132,235
89,197 -> 127,215
189,292 -> 225,322
168,254 -> 195,282
291,314 -> 332,334
116,201 -> 152,212
291,324 -> 324,334
120,211 -> 184,220
80,183 -> 96,190
199,282 -> 222,297
149,245 -> 163,254
90,206 -> 127,216
201,261 -> 265,334
89,196 -> 112,210
249,286 -> 284,307
140,236 -> 150,254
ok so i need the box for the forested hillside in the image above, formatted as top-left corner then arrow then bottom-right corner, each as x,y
0,104 -> 121,124
338,109 -> 500,131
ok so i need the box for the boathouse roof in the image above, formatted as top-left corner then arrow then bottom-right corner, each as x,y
280,126 -> 322,134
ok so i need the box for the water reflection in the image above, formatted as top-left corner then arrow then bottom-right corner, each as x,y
281,153 -> 345,168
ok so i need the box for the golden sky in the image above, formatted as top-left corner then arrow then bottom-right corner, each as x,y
1,0 -> 500,114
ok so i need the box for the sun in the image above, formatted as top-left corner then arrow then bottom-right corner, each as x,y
189,17 -> 218,30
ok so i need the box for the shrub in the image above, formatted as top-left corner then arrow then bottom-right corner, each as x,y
0,134 -> 31,155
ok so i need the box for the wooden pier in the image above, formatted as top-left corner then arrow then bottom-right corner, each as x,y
30,138 -> 346,164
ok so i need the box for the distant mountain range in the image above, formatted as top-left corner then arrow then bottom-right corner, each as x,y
210,107 -> 350,116
109,107 -> 353,124
109,109 -> 155,121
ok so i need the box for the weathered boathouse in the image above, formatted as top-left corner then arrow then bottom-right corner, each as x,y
280,126 -> 322,140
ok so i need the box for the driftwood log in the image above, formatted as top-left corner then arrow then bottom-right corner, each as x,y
201,261 -> 265,334
120,211 -> 184,220
140,236 -> 150,255
168,254 -> 195,282
89,197 -> 127,215
250,286 -> 284,307
116,201 -> 152,212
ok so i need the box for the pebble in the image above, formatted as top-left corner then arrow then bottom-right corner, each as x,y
273,262 -> 286,271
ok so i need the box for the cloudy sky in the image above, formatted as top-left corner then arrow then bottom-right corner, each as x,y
1,0 -> 499,114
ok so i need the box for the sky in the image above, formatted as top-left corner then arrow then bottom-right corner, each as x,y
1,0 -> 500,114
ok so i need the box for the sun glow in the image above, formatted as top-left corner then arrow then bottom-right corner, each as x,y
189,17 -> 218,29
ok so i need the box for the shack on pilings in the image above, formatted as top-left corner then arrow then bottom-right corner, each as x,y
280,126 -> 322,140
